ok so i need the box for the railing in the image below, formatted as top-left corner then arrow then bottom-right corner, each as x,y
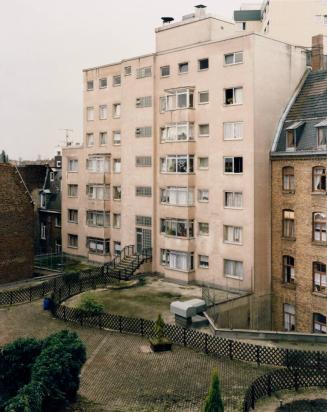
104,245 -> 135,271
243,368 -> 327,411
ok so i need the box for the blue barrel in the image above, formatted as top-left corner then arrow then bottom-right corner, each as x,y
43,298 -> 51,310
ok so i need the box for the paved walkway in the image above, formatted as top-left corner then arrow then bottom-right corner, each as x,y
0,301 -> 275,411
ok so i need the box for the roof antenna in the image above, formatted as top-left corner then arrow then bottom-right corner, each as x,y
59,129 -> 74,146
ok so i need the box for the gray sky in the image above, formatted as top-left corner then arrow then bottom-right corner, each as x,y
0,0 -> 245,160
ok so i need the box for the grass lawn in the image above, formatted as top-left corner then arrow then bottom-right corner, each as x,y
66,277 -> 201,322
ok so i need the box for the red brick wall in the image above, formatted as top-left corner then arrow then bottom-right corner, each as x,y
0,164 -> 34,284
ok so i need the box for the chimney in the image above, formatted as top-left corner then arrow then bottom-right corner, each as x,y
312,34 -> 327,71
194,4 -> 207,18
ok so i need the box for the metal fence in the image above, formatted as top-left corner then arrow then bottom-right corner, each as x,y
243,368 -> 327,411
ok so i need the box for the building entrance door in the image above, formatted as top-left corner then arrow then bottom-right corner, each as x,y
136,228 -> 151,254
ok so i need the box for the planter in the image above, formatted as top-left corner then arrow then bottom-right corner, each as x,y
149,338 -> 172,352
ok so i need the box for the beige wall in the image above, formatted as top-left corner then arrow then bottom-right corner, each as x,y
62,15 -> 307,295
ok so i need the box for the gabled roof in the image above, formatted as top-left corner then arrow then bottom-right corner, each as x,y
272,70 -> 327,156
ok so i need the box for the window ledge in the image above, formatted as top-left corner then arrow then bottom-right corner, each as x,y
161,203 -> 195,207
160,140 -> 195,144
311,192 -> 327,196
312,291 -> 327,298
224,275 -> 244,281
312,241 -> 327,247
67,246 -> 78,249
223,241 -> 243,246
161,265 -> 195,273
199,265 -> 209,269
281,237 -> 296,242
282,282 -> 296,290
224,103 -> 243,107
162,234 -> 194,240
160,172 -> 195,175
282,190 -> 295,195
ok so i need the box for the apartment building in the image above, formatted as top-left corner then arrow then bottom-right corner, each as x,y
235,0 -> 327,47
62,5 -> 308,306
271,36 -> 327,333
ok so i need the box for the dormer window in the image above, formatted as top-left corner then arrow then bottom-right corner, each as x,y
315,120 -> 327,148
285,121 -> 304,151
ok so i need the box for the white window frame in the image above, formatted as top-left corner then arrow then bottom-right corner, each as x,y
86,133 -> 94,147
224,157 -> 243,174
198,157 -> 209,170
99,132 -> 108,146
40,223 -> 46,240
178,62 -> 189,74
113,75 -> 121,87
224,191 -> 243,209
67,184 -> 78,198
223,225 -> 243,244
199,124 -> 209,138
224,87 -> 243,106
99,105 -> 108,120
198,58 -> 209,71
113,131 -> 121,145
224,51 -> 244,66
160,122 -> 194,143
112,103 -> 121,118
160,65 -> 170,77
86,107 -> 94,121
224,259 -> 244,280
99,78 -> 107,89
160,88 -> 194,112
199,255 -> 209,269
198,189 -> 209,203
198,91 -> 209,104
86,156 -> 110,173
113,213 -> 121,229
223,122 -> 244,140
68,234 -> 78,249
160,155 -> 194,174
68,209 -> 78,224
160,187 -> 194,206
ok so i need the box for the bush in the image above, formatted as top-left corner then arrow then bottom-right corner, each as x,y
2,331 -> 86,412
77,293 -> 104,316
62,270 -> 80,285
0,337 -> 42,401
203,368 -> 224,412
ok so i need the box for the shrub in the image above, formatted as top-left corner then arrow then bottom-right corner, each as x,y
203,368 -> 224,412
154,313 -> 165,341
0,337 -> 42,400
62,270 -> 80,285
77,293 -> 104,316
4,382 -> 43,412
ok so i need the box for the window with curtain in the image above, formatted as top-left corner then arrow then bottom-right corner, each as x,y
313,212 -> 327,242
313,167 -> 326,192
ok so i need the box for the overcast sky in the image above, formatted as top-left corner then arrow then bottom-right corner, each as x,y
0,0 -> 246,160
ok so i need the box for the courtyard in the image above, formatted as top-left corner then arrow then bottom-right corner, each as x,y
0,300 -> 274,411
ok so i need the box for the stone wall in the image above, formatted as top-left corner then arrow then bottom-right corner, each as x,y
0,164 -> 34,283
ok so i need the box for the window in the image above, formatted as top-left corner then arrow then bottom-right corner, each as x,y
68,234 -> 78,248
284,303 -> 295,331
113,103 -> 121,118
160,155 -> 194,173
86,210 -> 110,227
56,160 -> 61,168
198,58 -> 209,71
199,255 -> 209,268
113,158 -> 121,173
224,191 -> 243,208
99,78 -> 107,88
283,166 -> 295,192
160,249 -> 194,272
87,80 -> 94,91
198,189 -> 209,202
224,157 -> 243,174
286,130 -> 295,151
68,184 -> 78,197
86,156 -> 110,172
224,87 -> 243,105
199,222 -> 209,236
161,219 -> 194,238
136,156 -> 152,167
136,127 -> 152,138
313,313 -> 327,334
136,96 -> 152,108
99,105 -> 108,120
198,157 -> 209,170
114,241 -> 121,256
113,75 -> 121,86
236,22 -> 246,31
283,256 -> 295,284
160,122 -> 194,142
40,223 -> 46,240
283,210 -> 295,238
111,131 -> 120,145
113,213 -> 121,229
224,225 -> 242,244
224,51 -> 243,65
86,133 -> 94,147
313,212 -> 327,243
224,259 -> 244,279
136,216 -> 152,227
136,66 -> 152,79
313,262 -> 327,293
55,215 -> 61,227
160,88 -> 194,111
124,66 -> 132,76
178,62 -> 189,74
160,187 -> 194,206
135,186 -> 152,197
87,238 -> 110,255
317,127 -> 327,148
50,172 -> 55,181
68,209 -> 78,223
87,184 -> 110,200
86,107 -> 94,121
223,122 -> 243,140
99,132 -> 108,145
199,124 -> 209,137
313,167 -> 326,192
113,186 -> 121,200
40,193 -> 46,209
68,159 -> 78,172
198,91 -> 209,104
160,65 -> 170,77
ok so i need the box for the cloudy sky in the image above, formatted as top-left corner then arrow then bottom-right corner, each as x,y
0,0 -> 246,160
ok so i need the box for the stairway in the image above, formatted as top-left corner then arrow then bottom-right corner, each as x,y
105,246 -> 152,280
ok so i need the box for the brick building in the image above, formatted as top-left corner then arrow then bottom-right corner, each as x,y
271,38 -> 327,333
0,164 -> 34,284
